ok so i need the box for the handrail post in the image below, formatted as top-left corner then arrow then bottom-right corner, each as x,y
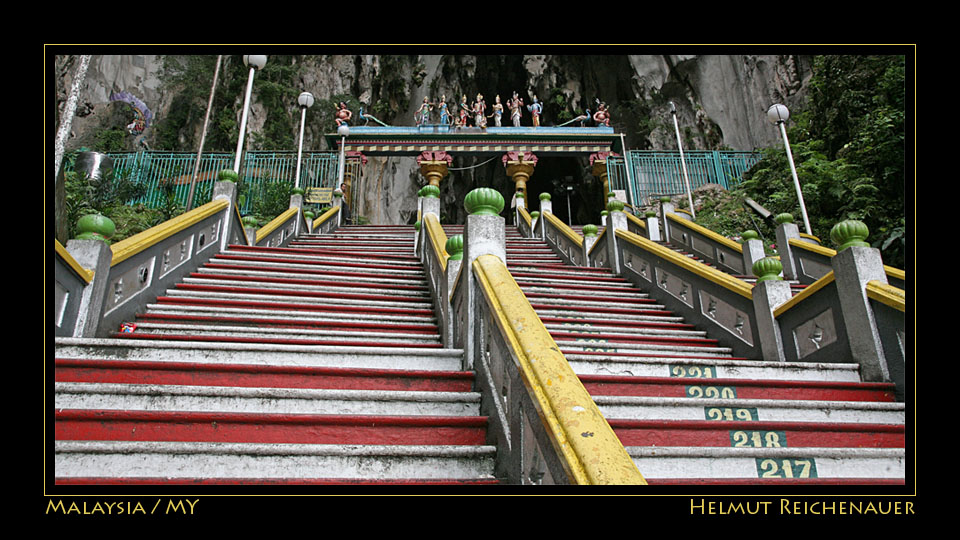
63,238 -> 113,337
774,213 -> 802,280
750,257 -> 792,362
460,188 -> 506,370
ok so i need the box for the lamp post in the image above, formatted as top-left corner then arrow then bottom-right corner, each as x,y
670,102 -> 696,219
232,55 -> 267,174
767,103 -> 812,236
294,91 -> 314,190
337,123 -> 349,198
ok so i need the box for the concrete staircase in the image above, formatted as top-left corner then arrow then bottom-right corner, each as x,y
53,225 -> 498,485
461,224 -> 904,484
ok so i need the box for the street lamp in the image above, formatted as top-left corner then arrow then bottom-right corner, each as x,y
767,103 -> 812,236
294,91 -> 314,190
232,55 -> 268,174
670,102 -> 696,219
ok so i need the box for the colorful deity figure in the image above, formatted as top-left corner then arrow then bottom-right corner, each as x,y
490,95 -> 504,127
415,97 -> 433,126
473,93 -> 487,128
459,94 -> 471,128
335,101 -> 353,127
507,91 -> 524,127
527,95 -> 542,127
438,95 -> 450,125
593,101 -> 611,127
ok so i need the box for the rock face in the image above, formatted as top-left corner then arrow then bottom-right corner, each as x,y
54,53 -> 813,224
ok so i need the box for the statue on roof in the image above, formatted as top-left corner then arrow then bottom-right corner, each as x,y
490,95 -> 504,127
415,96 -> 433,126
593,100 -> 611,127
507,91 -> 524,127
458,94 -> 470,128
473,93 -> 487,129
335,101 -> 353,127
438,95 -> 450,126
527,95 -> 542,127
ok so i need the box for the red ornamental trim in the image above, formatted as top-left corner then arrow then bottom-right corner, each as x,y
345,151 -> 368,164
589,151 -> 621,164
416,151 -> 453,164
502,151 -> 538,165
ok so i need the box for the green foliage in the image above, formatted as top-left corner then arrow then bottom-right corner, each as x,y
93,128 -> 128,153
248,179 -> 295,225
735,54 -> 906,268
63,165 -> 164,242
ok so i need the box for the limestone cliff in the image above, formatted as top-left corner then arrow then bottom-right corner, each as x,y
53,52 -> 813,225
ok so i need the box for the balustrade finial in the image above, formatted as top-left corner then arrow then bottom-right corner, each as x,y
830,220 -> 870,250
752,257 -> 783,282
464,188 -> 505,216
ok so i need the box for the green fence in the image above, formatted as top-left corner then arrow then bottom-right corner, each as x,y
608,150 -> 762,207
66,150 -> 356,215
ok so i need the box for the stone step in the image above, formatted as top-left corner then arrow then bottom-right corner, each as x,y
54,440 -> 497,482
55,338 -> 466,372
120,322 -> 442,345
182,276 -> 431,299
139,303 -> 438,327
55,382 -> 481,417
624,446 -> 904,480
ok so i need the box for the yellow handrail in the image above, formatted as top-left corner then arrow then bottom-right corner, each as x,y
866,281 -> 905,312
625,212 -> 647,232
473,254 -> 646,485
666,213 -> 742,254
55,240 -> 94,283
542,211 -> 583,248
312,205 -> 340,229
518,206 -> 532,228
110,199 -> 230,266
773,271 -> 836,318
788,239 -> 906,281
423,213 -> 448,272
255,207 -> 299,245
616,229 -> 754,299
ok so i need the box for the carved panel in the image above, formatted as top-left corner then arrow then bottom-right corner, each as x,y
699,290 -> 754,346
656,267 -> 694,308
622,252 -> 651,283
691,235 -> 714,260
104,257 -> 156,317
792,308 -> 838,359
159,234 -> 194,279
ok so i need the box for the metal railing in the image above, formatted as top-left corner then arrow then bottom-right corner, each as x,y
608,150 -> 762,206
64,150 -> 358,215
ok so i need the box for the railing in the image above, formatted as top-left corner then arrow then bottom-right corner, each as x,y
608,150 -> 762,206
64,150 -> 358,215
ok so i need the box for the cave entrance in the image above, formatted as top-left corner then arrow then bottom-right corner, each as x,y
523,156 -> 604,226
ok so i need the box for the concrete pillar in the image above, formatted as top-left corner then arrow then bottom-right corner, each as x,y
461,188 -> 506,370
774,214 -> 801,280
442,234 -> 464,348
605,199 -> 628,274
750,257 -> 793,362
65,238 -> 113,337
582,224 -> 599,266
289,192 -> 303,236
644,212 -> 662,242
212,180 -> 238,251
829,221 -> 891,383
659,196 -> 675,243
741,231 -> 767,275
537,193 -> 552,239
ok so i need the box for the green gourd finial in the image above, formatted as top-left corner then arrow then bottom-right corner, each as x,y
606,199 -> 625,212
539,192 -> 551,202
75,214 -> 116,243
741,230 -> 759,243
421,185 -> 440,199
530,211 -> 540,220
752,257 -> 783,282
218,169 -> 238,183
582,224 -> 598,237
464,188 -> 505,216
774,213 -> 794,225
830,220 -> 870,250
445,234 -> 464,260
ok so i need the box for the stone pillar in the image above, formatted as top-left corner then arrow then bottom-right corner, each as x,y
442,234 -> 464,347
829,220 -> 891,383
417,151 -> 453,188
212,178 -> 238,251
503,151 -> 538,197
659,196 -> 675,243
582,224 -> 599,266
741,230 -> 767,275
242,215 -> 259,246
605,199 -> 628,274
773,213 -> 801,280
461,188 -> 506,370
750,257 -> 793,362
537,193 -> 552,239
644,211 -> 661,242
290,190 -> 304,236
66,215 -> 116,337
